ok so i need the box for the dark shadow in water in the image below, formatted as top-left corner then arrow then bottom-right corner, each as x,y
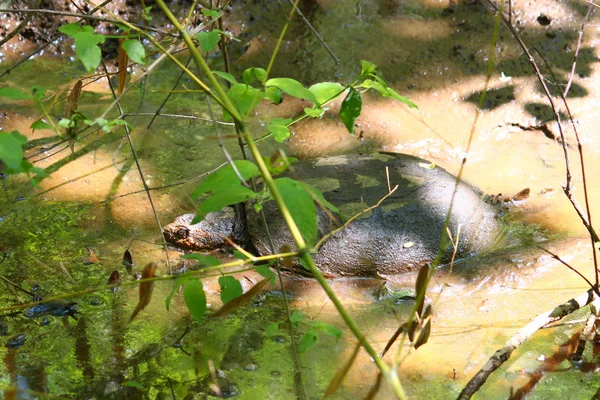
465,85 -> 516,110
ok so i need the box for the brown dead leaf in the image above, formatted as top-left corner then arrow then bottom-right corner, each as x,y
324,342 -> 361,398
65,80 -> 82,119
414,319 -> 431,349
212,277 -> 270,318
122,249 -> 134,274
129,262 -> 157,322
118,36 -> 128,95
512,188 -> 530,201
107,270 -> 120,291
83,247 -> 99,265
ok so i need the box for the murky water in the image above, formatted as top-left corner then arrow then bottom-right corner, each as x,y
2,0 -> 600,398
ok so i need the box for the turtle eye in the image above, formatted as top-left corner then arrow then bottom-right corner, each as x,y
176,227 -> 189,238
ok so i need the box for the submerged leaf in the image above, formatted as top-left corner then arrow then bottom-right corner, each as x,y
212,277 -> 270,317
129,262 -> 157,322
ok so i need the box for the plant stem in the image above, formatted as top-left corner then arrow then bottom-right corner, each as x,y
154,1 -> 406,397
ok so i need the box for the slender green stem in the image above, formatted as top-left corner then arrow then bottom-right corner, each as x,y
33,95 -> 62,137
264,0 -> 300,82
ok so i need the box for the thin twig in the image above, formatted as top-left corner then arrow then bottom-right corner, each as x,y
100,60 -> 173,273
563,7 -> 592,97
315,185 -> 398,250
538,246 -> 597,294
0,0 -> 42,47
287,0 -> 340,64
458,289 -> 599,399
0,8 -> 176,37
0,0 -> 112,79
101,162 -> 228,203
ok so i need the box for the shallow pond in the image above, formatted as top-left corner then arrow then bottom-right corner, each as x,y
2,0 -> 600,399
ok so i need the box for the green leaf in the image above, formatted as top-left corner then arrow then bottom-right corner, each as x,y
122,39 -> 146,64
180,254 -> 221,266
300,329 -> 318,352
30,120 -> 51,130
227,83 -> 262,118
265,322 -> 279,337
267,118 -> 292,143
196,30 -> 221,52
304,107 -> 323,118
165,276 -> 191,311
58,118 -> 74,128
142,6 -> 153,21
218,276 -> 243,304
195,186 -> 257,222
192,160 -> 260,198
360,60 -> 378,75
213,71 -> 237,85
242,67 -> 266,84
296,181 -> 340,215
275,177 -> 318,245
58,22 -> 84,37
265,78 -> 319,106
0,131 -> 25,170
0,87 -> 31,100
263,86 -> 282,104
309,82 -> 345,105
360,78 -> 417,109
74,31 -> 105,73
201,8 -> 222,19
255,265 -> 275,284
308,321 -> 342,340
290,310 -> 304,326
339,87 -> 362,135
184,279 -> 207,323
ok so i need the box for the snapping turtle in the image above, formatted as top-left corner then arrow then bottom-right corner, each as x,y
164,153 -> 503,277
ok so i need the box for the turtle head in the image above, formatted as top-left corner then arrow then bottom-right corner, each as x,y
164,210 -> 237,251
